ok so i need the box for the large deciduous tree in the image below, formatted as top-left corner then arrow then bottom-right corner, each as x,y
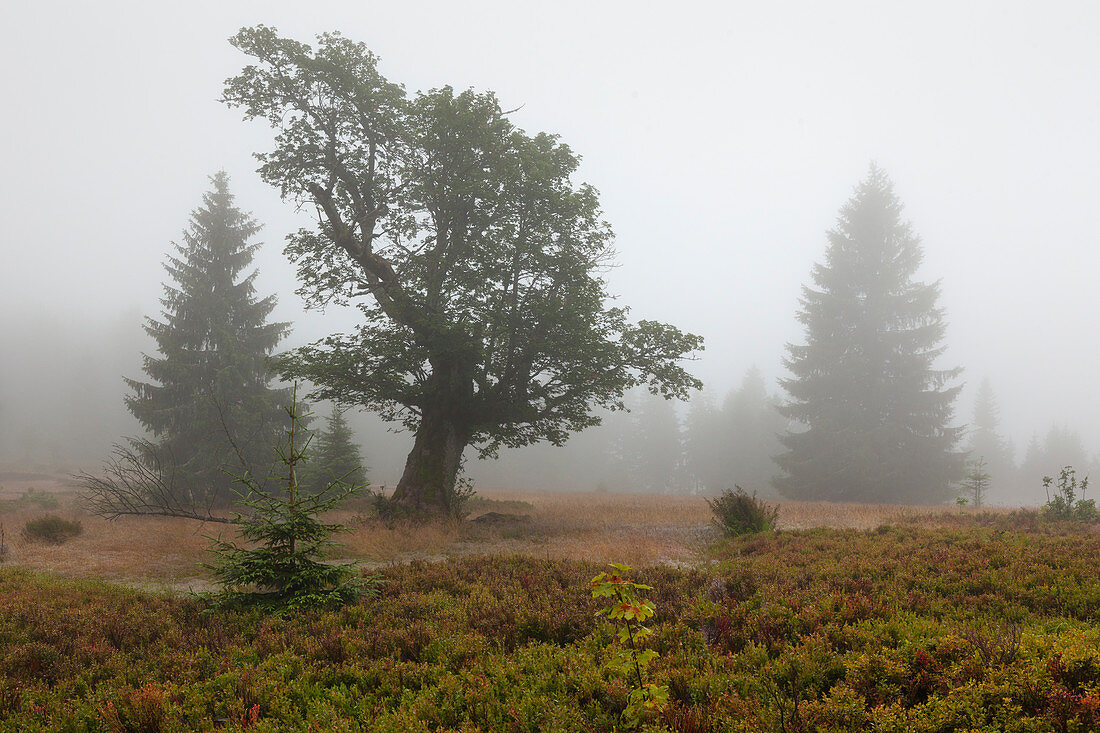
223,27 -> 702,514
124,172 -> 290,507
774,166 -> 964,503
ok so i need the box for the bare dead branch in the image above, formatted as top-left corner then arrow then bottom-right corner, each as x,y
74,440 -> 239,525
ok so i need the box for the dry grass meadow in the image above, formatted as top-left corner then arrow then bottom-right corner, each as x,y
0,472 -> 1014,591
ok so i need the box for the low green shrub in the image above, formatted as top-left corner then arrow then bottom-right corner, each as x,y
20,516 -> 82,544
1042,466 -> 1096,520
707,486 -> 778,536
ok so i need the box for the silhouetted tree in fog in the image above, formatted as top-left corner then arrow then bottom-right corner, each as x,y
722,367 -> 785,496
775,166 -> 964,503
682,389 -> 724,493
965,377 -> 1014,498
624,392 -> 682,493
300,405 -> 368,493
125,172 -> 290,507
1018,425 -> 1093,499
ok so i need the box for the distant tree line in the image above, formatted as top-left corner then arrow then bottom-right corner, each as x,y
963,377 -> 1099,504
470,370 -> 785,497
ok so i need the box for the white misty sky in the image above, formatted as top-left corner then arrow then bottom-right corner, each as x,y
1,0 -> 1099,454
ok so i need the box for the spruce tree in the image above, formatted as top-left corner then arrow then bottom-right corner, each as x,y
301,405 -> 367,493
682,389 -> 724,493
775,166 -> 964,503
125,172 -> 290,507
722,367 -> 786,497
966,377 -> 1013,494
206,388 -> 367,611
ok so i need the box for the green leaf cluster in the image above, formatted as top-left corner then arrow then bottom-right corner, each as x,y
591,562 -> 669,728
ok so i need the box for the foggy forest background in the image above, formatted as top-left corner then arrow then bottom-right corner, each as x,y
1,298 -> 1093,507
2,2 -> 1099,508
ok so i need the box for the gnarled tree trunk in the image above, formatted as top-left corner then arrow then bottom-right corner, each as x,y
390,361 -> 473,515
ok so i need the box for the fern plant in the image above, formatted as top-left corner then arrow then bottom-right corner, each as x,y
205,386 -> 373,611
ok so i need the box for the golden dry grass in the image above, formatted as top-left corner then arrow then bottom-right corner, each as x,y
1,507 -> 219,589
0,481 -> 1013,586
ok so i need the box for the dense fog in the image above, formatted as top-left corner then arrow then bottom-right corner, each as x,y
2,2 -> 1099,506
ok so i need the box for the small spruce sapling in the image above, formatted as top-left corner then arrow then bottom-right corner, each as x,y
205,385 -> 373,611
961,457 -> 991,508
591,563 -> 669,728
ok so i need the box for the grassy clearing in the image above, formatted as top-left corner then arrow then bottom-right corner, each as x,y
0,485 -> 998,586
1,514 -> 1099,731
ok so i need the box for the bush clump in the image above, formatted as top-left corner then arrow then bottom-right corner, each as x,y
1043,466 -> 1097,521
707,486 -> 778,536
21,515 -> 83,544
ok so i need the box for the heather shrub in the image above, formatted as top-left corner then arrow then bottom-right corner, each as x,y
2,520 -> 1100,731
20,515 -> 82,544
707,486 -> 778,536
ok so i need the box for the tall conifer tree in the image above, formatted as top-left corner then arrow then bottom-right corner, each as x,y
775,166 -> 964,503
722,367 -> 786,496
966,377 -> 1014,490
125,172 -> 290,506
